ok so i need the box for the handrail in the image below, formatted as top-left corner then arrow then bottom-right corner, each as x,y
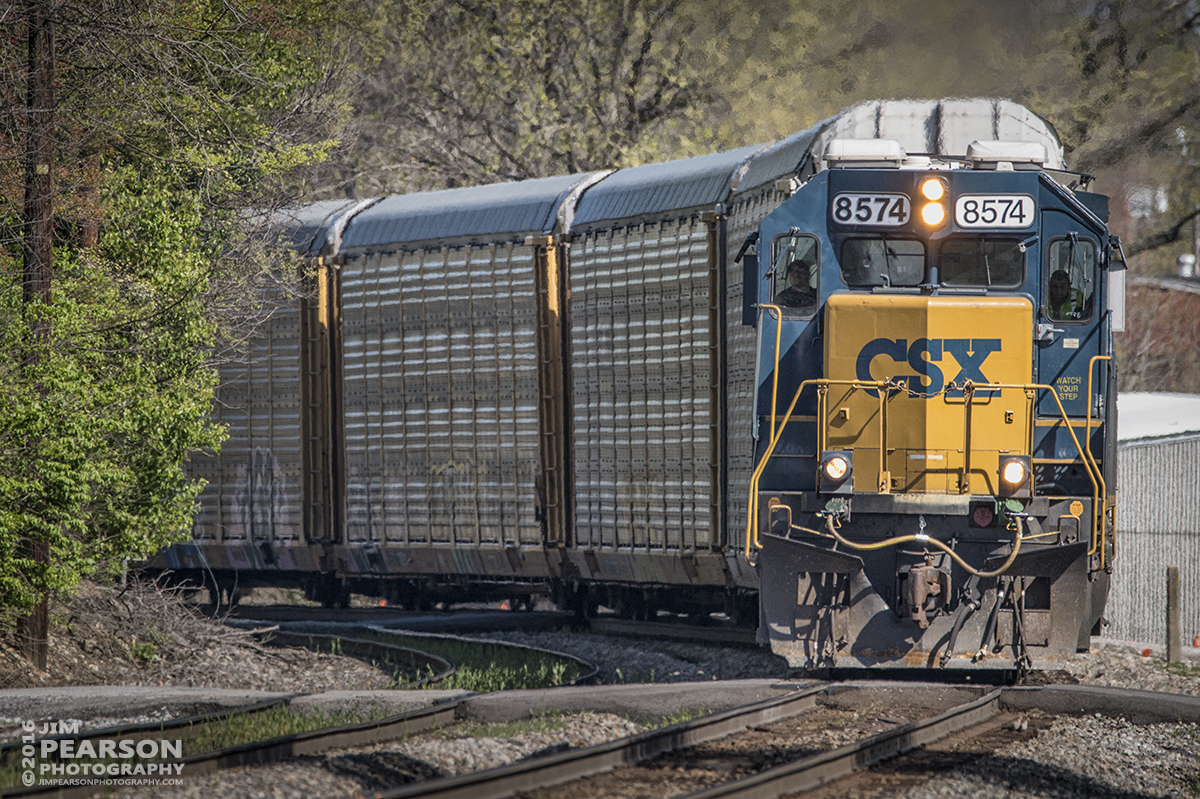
743,377 -> 888,559
744,380 -> 1103,566
1085,355 -> 1112,566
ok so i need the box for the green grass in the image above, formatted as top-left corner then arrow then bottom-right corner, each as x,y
654,706 -> 708,728
181,704 -> 389,755
1161,661 -> 1200,678
360,630 -> 584,691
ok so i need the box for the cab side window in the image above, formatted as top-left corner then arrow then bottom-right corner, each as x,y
1046,238 -> 1095,322
770,233 -> 819,317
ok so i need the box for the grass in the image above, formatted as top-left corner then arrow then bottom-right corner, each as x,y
1161,661 -> 1200,679
182,705 -> 388,754
438,712 -> 571,740
359,629 -> 584,691
654,706 -> 707,728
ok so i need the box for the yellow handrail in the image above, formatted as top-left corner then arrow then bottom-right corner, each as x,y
1085,355 -> 1112,566
743,376 -> 889,559
744,379 -> 1103,567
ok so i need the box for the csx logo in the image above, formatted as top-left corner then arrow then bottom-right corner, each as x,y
856,338 -> 1001,396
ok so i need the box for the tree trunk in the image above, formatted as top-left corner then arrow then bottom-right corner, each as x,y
18,0 -> 57,672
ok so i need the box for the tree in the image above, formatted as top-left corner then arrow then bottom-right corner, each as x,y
319,0 -> 717,196
0,174 -> 224,625
0,0 -> 354,647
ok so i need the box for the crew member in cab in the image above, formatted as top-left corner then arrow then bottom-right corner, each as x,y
1047,269 -> 1085,320
775,259 -> 816,308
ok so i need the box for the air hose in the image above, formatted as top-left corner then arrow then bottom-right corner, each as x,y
940,575 -> 981,667
818,514 -> 1025,579
975,577 -> 1008,661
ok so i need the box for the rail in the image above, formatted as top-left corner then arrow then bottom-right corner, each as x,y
743,333 -> 1105,564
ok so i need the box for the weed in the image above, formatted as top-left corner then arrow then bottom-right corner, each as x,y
441,712 -> 568,740
656,706 -> 707,728
361,630 -> 582,691
184,705 -> 387,754
129,639 -> 158,666
1161,661 -> 1200,679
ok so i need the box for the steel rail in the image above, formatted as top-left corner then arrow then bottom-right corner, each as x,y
4,700 -> 466,799
0,697 -> 294,769
587,617 -> 758,647
677,687 -> 1002,799
374,684 -> 830,799
4,628 -> 597,799
0,632 -> 450,772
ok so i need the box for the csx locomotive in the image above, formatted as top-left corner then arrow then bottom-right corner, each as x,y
154,98 -> 1121,671
747,136 -> 1121,670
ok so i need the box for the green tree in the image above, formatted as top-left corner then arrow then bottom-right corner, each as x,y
0,0 -> 354,633
0,173 -> 223,621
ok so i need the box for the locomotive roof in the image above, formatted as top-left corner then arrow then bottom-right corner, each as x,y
289,97 -> 1066,255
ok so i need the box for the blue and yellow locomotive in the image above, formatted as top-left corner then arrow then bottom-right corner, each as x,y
746,138 -> 1121,670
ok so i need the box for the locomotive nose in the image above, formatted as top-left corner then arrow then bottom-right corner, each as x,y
823,294 -> 1034,496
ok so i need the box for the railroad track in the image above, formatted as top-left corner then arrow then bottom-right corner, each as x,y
368,682 -> 1200,799
230,603 -> 761,649
2,630 -> 596,799
8,680 -> 1199,798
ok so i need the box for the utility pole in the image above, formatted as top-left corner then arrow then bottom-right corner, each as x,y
18,0 -> 57,671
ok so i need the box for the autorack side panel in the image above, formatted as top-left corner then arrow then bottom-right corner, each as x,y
569,218 -> 714,551
339,243 -> 543,549
189,279 -> 305,545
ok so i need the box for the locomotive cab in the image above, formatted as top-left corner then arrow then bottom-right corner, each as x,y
747,138 -> 1119,670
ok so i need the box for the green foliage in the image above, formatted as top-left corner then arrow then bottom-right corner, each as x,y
361,630 -> 583,691
128,639 -> 158,666
0,171 -> 224,620
0,0 -> 355,623
183,704 -> 387,755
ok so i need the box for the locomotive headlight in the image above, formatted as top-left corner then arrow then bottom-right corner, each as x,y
824,456 -> 850,481
819,450 -> 853,494
998,455 -> 1031,498
920,202 -> 946,226
1001,460 -> 1026,485
920,177 -> 947,201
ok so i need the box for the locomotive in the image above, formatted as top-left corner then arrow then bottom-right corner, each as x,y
747,137 -> 1120,670
152,98 -> 1120,670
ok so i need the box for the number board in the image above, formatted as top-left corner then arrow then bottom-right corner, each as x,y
831,193 -> 911,226
954,194 -> 1035,228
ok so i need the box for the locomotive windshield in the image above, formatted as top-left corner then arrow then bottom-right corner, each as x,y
839,238 -> 924,288
939,236 -> 1025,288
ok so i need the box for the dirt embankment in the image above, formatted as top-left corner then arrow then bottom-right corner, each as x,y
0,579 -> 391,692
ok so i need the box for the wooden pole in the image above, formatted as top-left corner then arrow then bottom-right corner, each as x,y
1167,565 -> 1182,664
17,0 -> 57,672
